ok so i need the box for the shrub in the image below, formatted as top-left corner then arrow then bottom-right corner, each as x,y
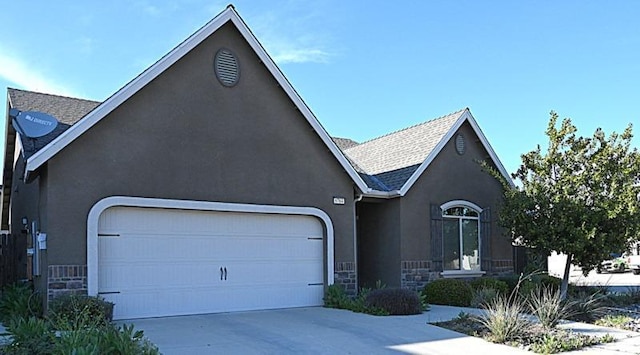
0,283 -> 43,323
529,332 -> 615,354
324,283 -> 388,315
324,284 -> 352,309
5,316 -> 53,354
496,274 -> 521,295
595,314 -> 634,329
53,328 -> 101,355
470,287 -> 498,308
365,288 -> 422,315
98,324 -> 160,355
469,278 -> 509,294
475,294 -> 532,343
536,274 -> 562,291
528,286 -> 573,329
48,294 -> 114,330
566,291 -> 607,323
423,279 -> 473,307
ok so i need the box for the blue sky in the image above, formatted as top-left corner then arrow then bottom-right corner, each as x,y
1,1 -> 638,175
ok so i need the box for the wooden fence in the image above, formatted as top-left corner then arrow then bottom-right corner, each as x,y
0,231 -> 18,288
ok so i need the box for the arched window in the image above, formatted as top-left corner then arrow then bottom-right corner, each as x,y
442,203 -> 481,271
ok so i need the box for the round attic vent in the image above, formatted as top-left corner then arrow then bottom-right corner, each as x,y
455,134 -> 465,155
214,48 -> 240,87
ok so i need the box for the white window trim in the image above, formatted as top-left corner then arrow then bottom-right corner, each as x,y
440,200 -> 483,213
440,270 -> 486,278
440,200 -> 483,273
87,196 -> 335,296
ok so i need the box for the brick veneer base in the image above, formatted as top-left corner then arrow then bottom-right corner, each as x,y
48,265 -> 88,301
334,261 -> 357,296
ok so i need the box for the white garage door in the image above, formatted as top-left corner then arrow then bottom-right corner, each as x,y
97,206 -> 325,320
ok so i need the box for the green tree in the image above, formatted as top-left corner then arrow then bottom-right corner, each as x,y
490,112 -> 640,298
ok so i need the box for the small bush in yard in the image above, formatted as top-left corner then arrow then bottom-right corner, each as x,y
324,283 -> 388,315
470,287 -> 498,308
536,274 -> 562,290
365,288 -> 422,315
324,284 -> 353,309
528,286 -> 573,329
0,283 -> 43,323
566,291 -> 608,323
423,279 -> 473,307
5,316 -> 54,354
48,294 -> 114,330
469,278 -> 509,294
476,294 -> 532,343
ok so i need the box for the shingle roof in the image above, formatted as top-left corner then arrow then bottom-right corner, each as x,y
8,88 -> 100,158
341,109 -> 466,191
332,137 -> 359,150
8,88 -> 100,125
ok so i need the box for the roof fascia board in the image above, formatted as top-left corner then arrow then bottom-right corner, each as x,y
24,7 -> 370,193
398,112 -> 467,196
228,13 -> 370,193
465,112 -> 515,188
25,9 -> 235,176
360,189 -> 400,199
398,109 -> 514,196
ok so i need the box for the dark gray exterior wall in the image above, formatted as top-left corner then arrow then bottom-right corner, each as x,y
356,122 -> 513,290
38,22 -> 357,285
400,122 -> 512,267
356,199 -> 401,288
8,154 -> 53,304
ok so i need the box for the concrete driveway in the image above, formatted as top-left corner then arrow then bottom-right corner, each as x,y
127,306 -> 526,354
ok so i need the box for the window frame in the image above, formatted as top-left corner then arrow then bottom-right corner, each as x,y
439,201 -> 486,278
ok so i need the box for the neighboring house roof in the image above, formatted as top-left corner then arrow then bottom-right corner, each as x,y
17,5 -> 372,194
341,108 -> 514,193
7,88 -> 100,158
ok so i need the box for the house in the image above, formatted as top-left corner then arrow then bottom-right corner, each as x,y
1,5 -> 513,320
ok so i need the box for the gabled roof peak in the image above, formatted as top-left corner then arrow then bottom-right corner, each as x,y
355,108 -> 468,147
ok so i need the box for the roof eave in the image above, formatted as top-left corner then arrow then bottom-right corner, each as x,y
361,189 -> 402,199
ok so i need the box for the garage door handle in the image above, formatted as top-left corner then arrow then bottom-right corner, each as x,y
220,267 -> 224,280
224,267 -> 228,280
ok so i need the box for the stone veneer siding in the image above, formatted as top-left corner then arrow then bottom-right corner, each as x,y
491,259 -> 514,274
334,261 -> 356,296
401,260 -> 440,291
401,259 -> 515,290
48,265 -> 88,300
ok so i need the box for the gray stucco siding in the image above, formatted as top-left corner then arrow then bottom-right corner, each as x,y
42,23 -> 356,269
357,199 -> 401,288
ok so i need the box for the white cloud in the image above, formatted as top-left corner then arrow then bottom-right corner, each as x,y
0,50 -> 75,96
269,47 -> 331,64
248,8 -> 337,65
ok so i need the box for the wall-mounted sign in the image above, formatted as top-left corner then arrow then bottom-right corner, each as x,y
11,109 -> 59,138
333,197 -> 346,205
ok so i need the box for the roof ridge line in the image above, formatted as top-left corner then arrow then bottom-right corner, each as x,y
8,87 -> 101,104
349,107 -> 468,147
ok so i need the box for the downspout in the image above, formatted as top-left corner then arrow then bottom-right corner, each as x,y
353,193 -> 364,293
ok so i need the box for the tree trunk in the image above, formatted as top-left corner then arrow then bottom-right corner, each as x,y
560,253 -> 573,300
